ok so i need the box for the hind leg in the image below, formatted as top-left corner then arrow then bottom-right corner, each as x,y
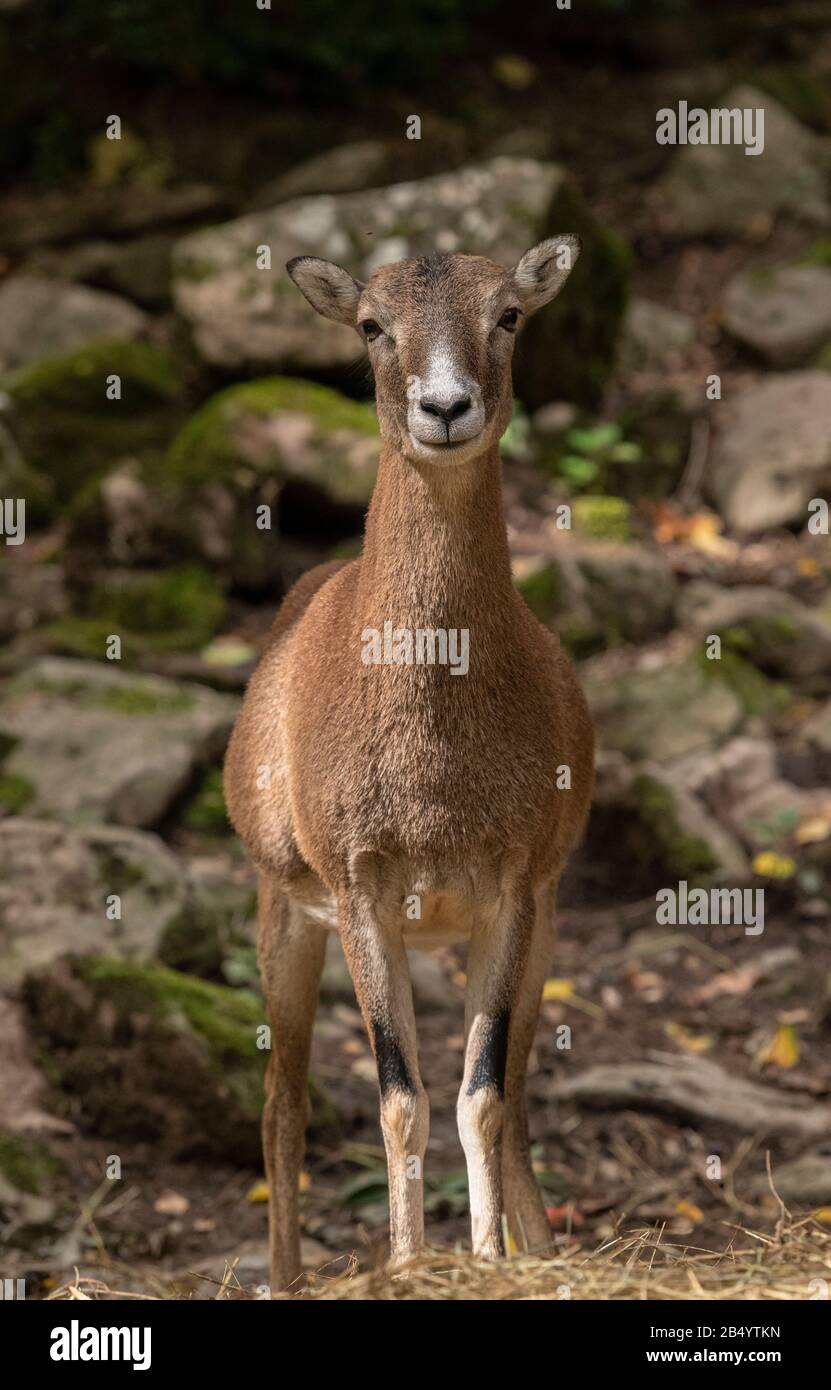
502,885 -> 559,1253
258,875 -> 327,1292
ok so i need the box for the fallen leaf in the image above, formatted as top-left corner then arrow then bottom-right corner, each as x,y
758,1023 -> 800,1070
813,1207 -> 831,1225
154,1190 -> 189,1216
664,1021 -> 714,1055
247,1179 -> 269,1203
542,978 -> 574,1002
546,1204 -> 584,1230
298,1171 -> 312,1194
753,851 -> 796,880
675,1198 -> 704,1224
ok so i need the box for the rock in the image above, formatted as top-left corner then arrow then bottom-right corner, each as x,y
0,275 -> 149,373
653,84 -> 831,239
173,158 -> 629,407
571,497 -> 633,542
22,956 -> 337,1162
591,755 -> 749,886
2,340 -> 184,504
787,700 -> 831,786
617,297 -> 695,373
0,819 -> 188,987
0,418 -> 52,518
707,372 -> 831,533
585,655 -> 744,763
531,401 -> 578,436
515,539 -> 677,655
68,379 -> 376,589
0,1129 -> 61,1243
0,182 -> 226,254
0,657 -> 238,828
681,582 -> 831,680
0,559 -> 66,642
32,235 -> 175,309
723,264 -> 831,365
768,1151 -> 831,1205
252,140 -> 391,206
668,735 -> 777,808
42,565 -> 226,663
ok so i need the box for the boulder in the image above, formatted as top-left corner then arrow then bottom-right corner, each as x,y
0,275 -> 148,373
42,565 -> 226,663
22,956 -> 337,1162
0,819 -> 188,987
32,234 -> 175,309
681,582 -> 831,680
652,85 -> 831,239
706,372 -> 831,533
173,158 -> 629,408
0,559 -> 66,642
723,264 -> 831,365
585,655 -> 744,763
616,297 -> 695,374
0,657 -> 238,828
2,339 -> 184,503
251,140 -> 391,206
69,379 -> 377,589
515,539 -> 677,656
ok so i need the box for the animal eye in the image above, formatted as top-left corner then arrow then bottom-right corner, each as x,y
498,307 -> 520,331
360,319 -> 382,341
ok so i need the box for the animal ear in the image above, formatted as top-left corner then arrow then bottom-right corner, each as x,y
511,235 -> 581,315
286,255 -> 365,325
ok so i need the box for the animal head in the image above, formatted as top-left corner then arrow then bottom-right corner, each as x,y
287,237 -> 580,467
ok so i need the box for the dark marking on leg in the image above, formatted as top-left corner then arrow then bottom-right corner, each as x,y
467,1009 -> 510,1097
372,1021 -> 413,1096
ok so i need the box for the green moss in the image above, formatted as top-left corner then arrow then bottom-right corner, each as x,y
0,1130 -> 61,1195
166,377 -> 378,488
515,561 -> 563,622
77,956 -> 257,1041
16,669 -> 195,715
5,340 -> 180,411
0,772 -> 34,813
752,65 -> 831,133
3,340 -> 184,502
629,773 -> 719,885
181,766 -> 228,834
696,648 -> 790,718
801,237 -> 831,269
572,495 -> 632,542
86,565 -> 225,652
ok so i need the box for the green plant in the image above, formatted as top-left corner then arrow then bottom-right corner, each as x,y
556,422 -> 642,490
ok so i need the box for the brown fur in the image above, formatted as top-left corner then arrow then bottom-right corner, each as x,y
224,242 -> 594,1290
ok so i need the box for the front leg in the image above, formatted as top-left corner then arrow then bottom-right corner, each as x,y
458,871 -> 535,1259
338,863 -> 429,1265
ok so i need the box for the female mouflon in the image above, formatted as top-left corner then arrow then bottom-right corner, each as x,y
224,237 -> 595,1290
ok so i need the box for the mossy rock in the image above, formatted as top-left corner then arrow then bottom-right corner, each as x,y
696,647 -> 791,719
180,766 -> 229,835
0,1130 -> 62,1195
753,66 -> 831,134
166,377 -> 378,493
2,340 -> 185,503
516,180 -> 631,410
24,956 -> 339,1163
0,771 -> 34,814
572,496 -> 632,542
622,772 -> 722,886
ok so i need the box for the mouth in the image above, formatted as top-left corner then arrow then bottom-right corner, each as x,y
407,431 -> 484,464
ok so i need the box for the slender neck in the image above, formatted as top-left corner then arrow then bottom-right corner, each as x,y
355,442 -> 514,630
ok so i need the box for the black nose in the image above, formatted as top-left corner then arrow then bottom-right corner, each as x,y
420,394 -> 472,424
